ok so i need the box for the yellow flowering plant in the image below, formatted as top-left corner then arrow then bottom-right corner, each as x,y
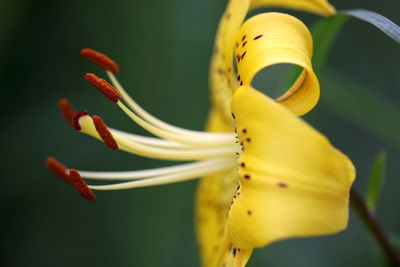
46,0 -> 400,266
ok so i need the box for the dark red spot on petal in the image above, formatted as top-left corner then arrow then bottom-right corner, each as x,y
253,34 -> 264,40
278,182 -> 288,188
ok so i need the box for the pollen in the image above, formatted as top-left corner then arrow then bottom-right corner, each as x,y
72,110 -> 89,130
58,99 -> 76,126
92,115 -> 119,150
46,157 -> 73,185
85,73 -> 120,102
69,169 -> 97,201
81,48 -> 119,74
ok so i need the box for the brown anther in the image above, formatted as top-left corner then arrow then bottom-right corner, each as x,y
69,169 -> 96,201
72,110 -> 89,130
58,99 -> 76,126
46,157 -> 73,185
85,73 -> 120,102
92,115 -> 119,150
81,48 -> 119,74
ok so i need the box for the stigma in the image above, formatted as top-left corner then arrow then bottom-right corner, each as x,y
48,48 -> 239,200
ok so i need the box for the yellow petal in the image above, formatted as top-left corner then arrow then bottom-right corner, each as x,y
250,0 -> 336,16
228,86 -> 355,249
234,12 -> 319,115
209,0 -> 250,122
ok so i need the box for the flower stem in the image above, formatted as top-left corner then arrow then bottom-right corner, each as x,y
350,188 -> 400,266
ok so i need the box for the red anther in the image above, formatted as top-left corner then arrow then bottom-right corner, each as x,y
72,110 -> 89,130
81,48 -> 119,74
92,115 -> 119,150
84,73 -> 120,102
69,169 -> 97,201
58,98 -> 76,126
46,157 -> 73,185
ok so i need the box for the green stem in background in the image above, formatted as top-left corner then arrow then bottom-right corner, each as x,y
350,188 -> 400,266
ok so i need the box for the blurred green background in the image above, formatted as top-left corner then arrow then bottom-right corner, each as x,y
1,0 -> 399,266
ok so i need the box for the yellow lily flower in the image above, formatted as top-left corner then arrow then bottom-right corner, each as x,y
47,1 -> 355,266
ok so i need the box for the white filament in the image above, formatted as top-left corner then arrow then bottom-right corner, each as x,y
88,158 -> 236,190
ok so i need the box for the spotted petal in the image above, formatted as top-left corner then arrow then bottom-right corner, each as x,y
228,85 -> 356,249
209,0 -> 335,121
234,13 -> 319,115
209,0 -> 250,124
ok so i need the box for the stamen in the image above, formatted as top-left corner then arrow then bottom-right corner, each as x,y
46,157 -> 72,184
85,73 -> 120,103
88,158 -> 236,190
92,115 -> 118,150
117,101 -> 235,147
69,169 -> 97,201
109,128 -> 191,149
78,158 -> 233,180
72,110 -> 89,130
81,48 -> 119,74
114,133 -> 239,161
58,98 -> 75,126
77,115 -> 239,161
106,71 -> 235,140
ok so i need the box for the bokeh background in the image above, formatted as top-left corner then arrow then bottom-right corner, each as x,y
1,0 -> 399,266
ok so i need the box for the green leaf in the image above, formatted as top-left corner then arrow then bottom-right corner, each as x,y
319,69 -> 400,149
310,14 -> 349,72
342,9 -> 400,44
366,152 -> 387,212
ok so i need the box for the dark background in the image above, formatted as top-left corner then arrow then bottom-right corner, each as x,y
1,0 -> 399,266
